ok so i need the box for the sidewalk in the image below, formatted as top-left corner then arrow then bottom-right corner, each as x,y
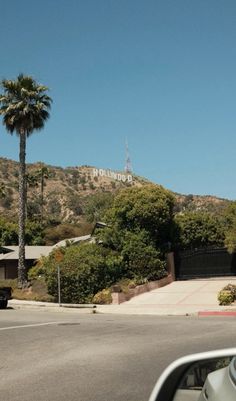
8,278 -> 236,316
8,298 -> 236,316
8,299 -> 96,314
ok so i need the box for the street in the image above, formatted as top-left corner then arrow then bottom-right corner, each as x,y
0,309 -> 236,401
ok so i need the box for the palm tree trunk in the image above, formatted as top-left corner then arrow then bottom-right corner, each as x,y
25,179 -> 28,220
18,130 -> 27,288
40,170 -> 44,223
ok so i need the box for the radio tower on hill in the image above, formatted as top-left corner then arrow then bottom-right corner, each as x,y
125,139 -> 132,173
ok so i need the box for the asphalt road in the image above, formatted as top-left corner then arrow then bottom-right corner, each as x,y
0,309 -> 236,401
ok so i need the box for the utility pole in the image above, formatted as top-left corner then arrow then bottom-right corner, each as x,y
57,265 -> 61,306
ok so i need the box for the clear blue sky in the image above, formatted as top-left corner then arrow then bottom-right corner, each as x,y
1,0 -> 236,199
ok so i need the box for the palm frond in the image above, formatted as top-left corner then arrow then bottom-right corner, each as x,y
0,74 -> 52,136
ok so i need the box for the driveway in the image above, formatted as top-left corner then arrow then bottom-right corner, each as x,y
97,277 -> 236,315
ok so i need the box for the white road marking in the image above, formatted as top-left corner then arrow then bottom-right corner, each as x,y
0,322 -> 62,331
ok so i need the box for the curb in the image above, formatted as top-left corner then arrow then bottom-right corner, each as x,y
198,311 -> 236,317
9,300 -> 96,311
61,304 -> 96,309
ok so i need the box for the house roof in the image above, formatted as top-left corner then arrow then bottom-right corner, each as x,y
0,234 -> 95,262
0,246 -> 52,261
52,234 -> 92,249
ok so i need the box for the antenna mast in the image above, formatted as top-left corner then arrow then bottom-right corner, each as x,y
125,139 -> 132,173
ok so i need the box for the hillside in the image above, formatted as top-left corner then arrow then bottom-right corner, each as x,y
174,193 -> 230,215
0,157 -> 230,224
0,158 -> 146,223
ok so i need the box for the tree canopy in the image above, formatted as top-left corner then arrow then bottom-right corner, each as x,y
174,211 -> 225,250
103,184 -> 175,248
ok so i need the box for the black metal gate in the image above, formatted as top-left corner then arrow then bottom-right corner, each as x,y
175,248 -> 236,279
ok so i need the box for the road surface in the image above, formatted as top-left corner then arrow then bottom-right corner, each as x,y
0,309 -> 236,401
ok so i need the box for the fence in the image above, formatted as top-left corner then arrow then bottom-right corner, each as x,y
174,247 -> 236,279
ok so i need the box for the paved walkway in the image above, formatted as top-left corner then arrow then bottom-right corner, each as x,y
8,277 -> 236,316
97,278 -> 236,315
8,299 -> 96,314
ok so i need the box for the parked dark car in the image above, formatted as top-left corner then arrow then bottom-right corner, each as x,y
0,287 -> 12,309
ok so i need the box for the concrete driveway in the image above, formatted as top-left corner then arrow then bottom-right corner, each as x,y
97,277 -> 236,315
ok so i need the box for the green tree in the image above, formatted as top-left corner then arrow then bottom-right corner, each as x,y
96,185 -> 174,281
0,217 -> 44,246
174,211 -> 225,250
25,221 -> 45,245
0,74 -> 52,287
103,185 -> 175,248
0,218 -> 18,245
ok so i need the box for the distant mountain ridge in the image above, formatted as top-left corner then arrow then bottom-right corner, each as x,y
0,157 -> 230,223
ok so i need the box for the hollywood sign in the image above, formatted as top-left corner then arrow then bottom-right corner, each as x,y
93,168 -> 133,182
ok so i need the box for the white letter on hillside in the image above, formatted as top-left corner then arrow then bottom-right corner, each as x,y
127,175 -> 133,182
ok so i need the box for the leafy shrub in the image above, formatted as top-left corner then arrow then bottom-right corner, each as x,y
92,289 -> 112,304
31,243 -> 124,304
222,284 -> 236,300
29,258 -> 47,280
113,278 -> 137,294
99,228 -> 167,282
121,230 -> 167,281
218,290 -> 234,305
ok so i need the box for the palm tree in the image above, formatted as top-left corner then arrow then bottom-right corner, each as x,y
26,172 -> 39,189
37,165 -> 50,222
0,74 -> 52,287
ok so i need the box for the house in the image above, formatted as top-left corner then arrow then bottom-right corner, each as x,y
0,235 -> 94,280
0,246 -> 52,280
0,223 -> 106,280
